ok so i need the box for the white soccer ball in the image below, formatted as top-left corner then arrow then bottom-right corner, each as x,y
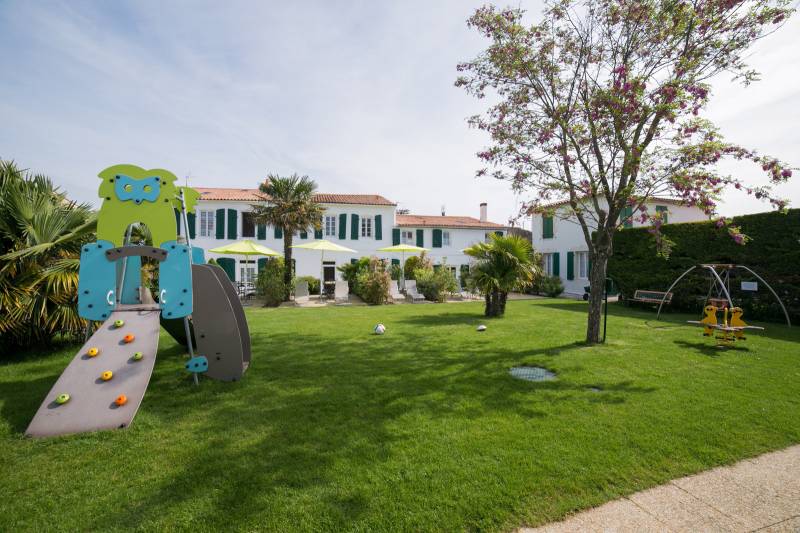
374,323 -> 386,335
477,324 -> 487,332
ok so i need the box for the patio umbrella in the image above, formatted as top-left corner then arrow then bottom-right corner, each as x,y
377,244 -> 428,290
291,240 -> 357,298
209,239 -> 281,289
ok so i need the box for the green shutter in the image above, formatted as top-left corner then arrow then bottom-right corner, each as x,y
215,209 -> 225,239
656,205 -> 668,224
217,258 -> 236,281
300,230 -> 308,239
588,254 -> 592,276
174,209 -> 181,236
391,259 -> 400,266
375,215 -> 382,240
495,230 -> 503,237
274,226 -> 282,239
392,228 -> 400,245
621,206 -> 633,228
338,214 -> 347,240
351,214 -> 359,240
552,252 -> 560,277
227,209 -> 237,239
416,229 -> 424,247
432,229 -> 442,248
350,258 -> 357,264
543,216 -> 554,239
314,228 -> 323,239
566,251 -> 575,280
257,257 -> 267,273
257,224 -> 266,240
188,212 -> 196,239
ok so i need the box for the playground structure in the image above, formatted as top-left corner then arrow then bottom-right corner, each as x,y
656,263 -> 789,347
26,164 -> 251,438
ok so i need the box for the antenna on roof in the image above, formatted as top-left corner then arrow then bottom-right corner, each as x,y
441,204 -> 446,216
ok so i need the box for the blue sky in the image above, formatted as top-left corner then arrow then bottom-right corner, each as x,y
1,1 -> 797,229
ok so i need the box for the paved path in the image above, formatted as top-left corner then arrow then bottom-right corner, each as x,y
522,445 -> 800,532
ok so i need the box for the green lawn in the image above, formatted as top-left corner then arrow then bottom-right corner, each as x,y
1,299 -> 799,532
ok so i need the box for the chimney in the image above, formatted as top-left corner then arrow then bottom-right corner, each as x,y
441,204 -> 446,216
479,202 -> 487,222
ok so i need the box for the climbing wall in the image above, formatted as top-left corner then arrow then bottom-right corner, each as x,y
25,307 -> 161,438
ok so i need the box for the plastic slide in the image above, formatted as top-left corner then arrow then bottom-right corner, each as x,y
26,306 -> 161,438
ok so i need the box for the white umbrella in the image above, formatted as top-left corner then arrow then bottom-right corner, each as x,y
291,240 -> 357,298
377,244 -> 428,290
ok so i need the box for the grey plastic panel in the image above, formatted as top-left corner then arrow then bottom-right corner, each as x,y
191,265 -> 248,381
26,308 -> 161,438
105,246 -> 168,262
205,264 -> 251,364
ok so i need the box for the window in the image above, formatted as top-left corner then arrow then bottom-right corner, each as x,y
241,212 -> 255,238
621,206 -> 633,228
656,205 -> 669,224
577,251 -> 588,279
543,253 -> 554,276
442,231 -> 451,246
199,210 -> 215,237
325,215 -> 337,237
401,230 -> 414,244
361,216 -> 373,238
239,259 -> 256,284
542,216 -> 554,239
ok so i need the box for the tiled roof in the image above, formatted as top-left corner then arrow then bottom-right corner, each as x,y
538,195 -> 687,210
195,187 -> 396,206
396,214 -> 506,229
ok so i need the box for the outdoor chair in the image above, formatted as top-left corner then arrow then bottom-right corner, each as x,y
334,281 -> 350,305
389,280 -> 404,303
295,280 -> 310,305
405,280 -> 426,303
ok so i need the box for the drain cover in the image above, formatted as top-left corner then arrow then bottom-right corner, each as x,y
509,366 -> 556,382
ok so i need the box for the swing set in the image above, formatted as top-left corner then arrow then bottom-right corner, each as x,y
655,264 -> 791,347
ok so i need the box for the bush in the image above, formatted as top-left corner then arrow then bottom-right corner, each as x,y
404,252 -> 432,281
538,275 -> 564,297
338,257 -> 370,293
257,258 -> 289,307
295,275 -> 320,295
390,264 -> 403,281
414,265 -> 458,302
356,258 -> 392,305
607,209 -> 799,323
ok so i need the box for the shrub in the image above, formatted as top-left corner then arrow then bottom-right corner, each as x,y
295,275 -> 320,295
538,275 -> 564,297
390,264 -> 403,281
414,264 -> 458,302
257,258 -> 288,307
607,209 -> 799,323
404,252 -> 432,281
356,258 -> 391,305
338,257 -> 370,293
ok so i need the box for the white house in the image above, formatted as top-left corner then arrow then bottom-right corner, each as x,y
187,188 -> 506,287
531,197 -> 706,297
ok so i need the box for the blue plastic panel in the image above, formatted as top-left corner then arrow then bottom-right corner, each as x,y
191,246 -> 205,265
78,240 -> 116,321
159,240 -> 193,319
185,356 -> 209,373
117,255 -> 142,304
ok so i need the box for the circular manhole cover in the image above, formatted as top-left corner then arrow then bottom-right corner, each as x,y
509,366 -> 556,382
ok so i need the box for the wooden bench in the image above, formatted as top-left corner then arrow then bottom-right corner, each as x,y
631,289 -> 673,305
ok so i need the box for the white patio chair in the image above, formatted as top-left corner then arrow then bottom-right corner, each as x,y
295,280 -> 310,305
334,280 -> 350,304
405,280 -> 426,303
389,280 -> 404,303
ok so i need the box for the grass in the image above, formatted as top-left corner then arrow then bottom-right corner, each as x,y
1,299 -> 799,532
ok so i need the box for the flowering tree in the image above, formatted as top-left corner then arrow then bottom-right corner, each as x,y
456,0 -> 794,343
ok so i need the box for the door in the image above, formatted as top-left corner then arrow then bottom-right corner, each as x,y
323,262 -> 336,297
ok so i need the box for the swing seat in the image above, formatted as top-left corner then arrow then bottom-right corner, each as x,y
631,290 -> 672,305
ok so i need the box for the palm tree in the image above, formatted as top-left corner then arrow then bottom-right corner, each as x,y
0,160 -> 96,350
250,174 -> 324,300
464,234 -> 539,317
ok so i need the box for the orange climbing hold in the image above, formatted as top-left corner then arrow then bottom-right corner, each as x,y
87,347 -> 99,357
115,395 -> 127,406
123,334 -> 135,343
101,370 -> 113,381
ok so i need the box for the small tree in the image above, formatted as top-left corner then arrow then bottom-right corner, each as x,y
251,174 -> 324,301
457,2 -> 794,341
404,252 -> 432,281
465,234 -> 538,317
256,258 -> 289,307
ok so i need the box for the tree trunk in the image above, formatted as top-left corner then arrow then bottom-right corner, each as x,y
586,249 -> 609,343
283,232 -> 293,301
485,289 -> 505,317
499,291 -> 508,316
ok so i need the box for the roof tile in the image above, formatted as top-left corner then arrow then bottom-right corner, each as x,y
396,214 -> 505,229
196,187 -> 395,206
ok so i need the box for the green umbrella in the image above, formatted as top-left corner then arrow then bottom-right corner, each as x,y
377,244 -> 428,290
291,240 -> 357,298
209,239 -> 281,288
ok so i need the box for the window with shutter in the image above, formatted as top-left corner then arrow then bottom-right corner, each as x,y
314,228 -> 323,239
338,214 -> 347,240
300,230 -> 308,239
416,229 -> 424,247
188,212 -> 196,239
174,209 -> 181,236
656,205 -> 669,224
257,223 -> 266,240
392,228 -> 400,245
442,231 -> 450,246
241,212 -> 255,238
375,214 -> 382,240
566,251 -> 575,280
215,209 -> 225,239
351,214 -> 360,240
274,226 -> 282,239
553,252 -> 560,276
621,206 -> 633,228
227,209 -> 237,239
542,216 -> 554,239
432,229 -> 442,248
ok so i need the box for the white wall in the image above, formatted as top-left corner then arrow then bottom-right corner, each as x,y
531,200 -> 706,295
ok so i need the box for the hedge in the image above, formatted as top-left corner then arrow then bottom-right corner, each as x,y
607,209 -> 799,324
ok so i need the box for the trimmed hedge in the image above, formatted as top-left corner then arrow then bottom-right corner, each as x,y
607,209 -> 799,323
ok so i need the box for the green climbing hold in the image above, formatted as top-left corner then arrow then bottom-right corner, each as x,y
55,393 -> 70,405
132,351 -> 143,361
114,319 -> 125,328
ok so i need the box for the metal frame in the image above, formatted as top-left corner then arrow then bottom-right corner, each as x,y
656,263 -> 791,326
